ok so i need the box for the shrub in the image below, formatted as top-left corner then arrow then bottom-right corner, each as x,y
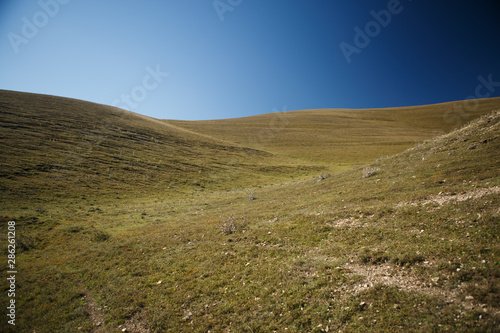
391,253 -> 425,267
363,167 -> 380,178
247,192 -> 257,201
318,172 -> 331,181
358,248 -> 389,265
220,215 -> 238,235
91,227 -> 110,242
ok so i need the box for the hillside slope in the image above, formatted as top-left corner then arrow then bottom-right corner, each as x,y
0,90 -> 320,203
165,98 -> 500,165
0,99 -> 498,331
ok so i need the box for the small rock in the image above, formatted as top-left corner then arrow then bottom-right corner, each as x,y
465,295 -> 474,300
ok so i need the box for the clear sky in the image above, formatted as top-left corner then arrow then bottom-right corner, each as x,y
1,0 -> 499,120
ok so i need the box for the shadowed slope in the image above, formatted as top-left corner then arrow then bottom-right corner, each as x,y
0,90 -> 318,203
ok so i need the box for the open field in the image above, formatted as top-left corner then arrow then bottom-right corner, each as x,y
0,91 -> 499,332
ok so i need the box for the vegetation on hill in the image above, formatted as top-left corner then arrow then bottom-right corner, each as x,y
165,98 -> 500,165
0,91 -> 499,332
0,90 -> 322,204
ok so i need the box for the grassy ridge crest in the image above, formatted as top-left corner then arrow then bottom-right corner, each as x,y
165,98 -> 500,164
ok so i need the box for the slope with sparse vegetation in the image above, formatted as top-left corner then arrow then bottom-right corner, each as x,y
0,91 -> 499,332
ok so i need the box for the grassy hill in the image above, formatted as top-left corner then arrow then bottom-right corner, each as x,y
0,91 -> 499,332
165,98 -> 500,165
0,90 -> 322,205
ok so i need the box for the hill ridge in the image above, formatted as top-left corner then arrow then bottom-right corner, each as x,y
165,97 -> 500,164
0,90 -> 321,202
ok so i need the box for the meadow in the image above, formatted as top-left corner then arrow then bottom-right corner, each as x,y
0,90 -> 499,332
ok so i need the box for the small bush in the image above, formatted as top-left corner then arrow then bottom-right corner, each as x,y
358,248 -> 389,265
247,192 -> 257,201
363,167 -> 380,178
391,253 -> 425,267
91,227 -> 110,242
220,215 -> 238,235
318,172 -> 331,181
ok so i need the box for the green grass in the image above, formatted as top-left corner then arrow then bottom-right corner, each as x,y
0,91 -> 499,332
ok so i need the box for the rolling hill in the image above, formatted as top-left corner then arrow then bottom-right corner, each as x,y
165,98 -> 500,165
0,90 -> 321,204
0,90 -> 499,332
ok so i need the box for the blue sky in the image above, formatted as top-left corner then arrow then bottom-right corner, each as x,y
1,0 -> 499,120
